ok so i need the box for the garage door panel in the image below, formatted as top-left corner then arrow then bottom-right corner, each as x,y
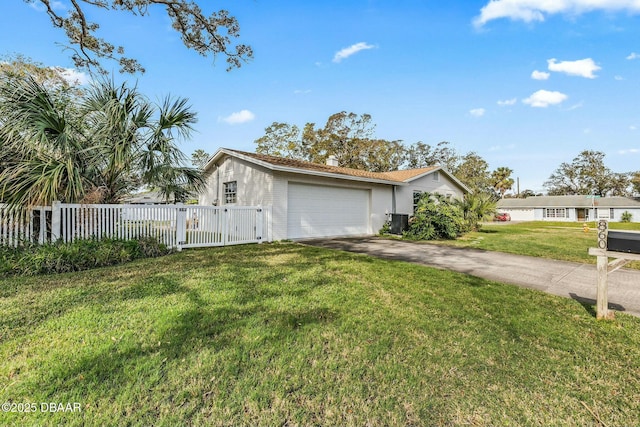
287,183 -> 369,239
504,208 -> 534,221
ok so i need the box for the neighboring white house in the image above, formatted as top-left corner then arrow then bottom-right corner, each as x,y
124,190 -> 172,205
199,148 -> 470,240
497,195 -> 640,222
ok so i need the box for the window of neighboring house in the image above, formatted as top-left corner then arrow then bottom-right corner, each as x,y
610,208 -> 615,219
545,208 -> 567,218
413,191 -> 422,213
432,171 -> 440,181
223,181 -> 237,204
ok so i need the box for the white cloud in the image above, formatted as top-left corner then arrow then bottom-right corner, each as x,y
531,70 -> 550,80
618,148 -> 640,154
615,75 -> 624,80
29,0 -> 65,12
629,125 -> 637,131
469,108 -> 486,117
0,60 -> 89,85
294,89 -> 311,95
497,98 -> 517,106
220,110 -> 255,125
522,90 -> 568,108
474,0 -> 640,27
627,52 -> 640,60
54,67 -> 90,86
333,42 -> 375,63
547,58 -> 600,79
565,102 -> 584,111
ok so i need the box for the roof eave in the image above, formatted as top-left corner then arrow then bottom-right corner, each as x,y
207,148 -> 407,186
399,167 -> 440,182
203,148 -> 277,172
271,165 -> 407,186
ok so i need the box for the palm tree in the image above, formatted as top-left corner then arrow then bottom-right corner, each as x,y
455,192 -> 498,232
0,76 -> 89,206
0,75 -> 203,207
492,167 -> 515,198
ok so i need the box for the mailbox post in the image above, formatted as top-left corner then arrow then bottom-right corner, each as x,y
589,220 -> 640,319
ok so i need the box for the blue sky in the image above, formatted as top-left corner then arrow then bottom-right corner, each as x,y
2,0 -> 640,193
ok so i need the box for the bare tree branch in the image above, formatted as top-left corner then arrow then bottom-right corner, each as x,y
26,0 -> 253,74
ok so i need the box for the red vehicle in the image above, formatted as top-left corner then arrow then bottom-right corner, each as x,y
494,212 -> 511,221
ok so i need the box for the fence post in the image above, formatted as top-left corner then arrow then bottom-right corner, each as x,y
267,205 -> 273,242
175,203 -> 187,251
38,207 -> 46,244
222,208 -> 228,246
51,201 -> 61,242
256,206 -> 263,244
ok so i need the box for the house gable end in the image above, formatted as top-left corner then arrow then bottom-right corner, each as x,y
403,168 -> 470,195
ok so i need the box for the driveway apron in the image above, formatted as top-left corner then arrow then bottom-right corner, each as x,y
300,237 -> 640,317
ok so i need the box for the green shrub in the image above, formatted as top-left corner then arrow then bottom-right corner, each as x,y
455,192 -> 498,232
1,237 -> 171,276
621,211 -> 633,223
378,220 -> 391,235
404,193 -> 465,240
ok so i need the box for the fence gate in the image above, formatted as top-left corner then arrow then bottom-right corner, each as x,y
178,205 -> 270,249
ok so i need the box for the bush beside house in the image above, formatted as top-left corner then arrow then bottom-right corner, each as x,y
382,192 -> 497,241
0,237 -> 171,276
403,193 -> 466,240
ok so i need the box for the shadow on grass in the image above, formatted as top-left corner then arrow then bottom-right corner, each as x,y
37,290 -> 337,403
444,272 -> 494,288
15,244 -> 340,403
569,293 -> 626,318
0,244 -> 322,340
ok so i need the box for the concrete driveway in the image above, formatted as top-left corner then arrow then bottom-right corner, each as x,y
300,237 -> 640,318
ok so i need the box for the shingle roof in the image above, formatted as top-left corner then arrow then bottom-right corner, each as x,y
226,149 -> 402,182
209,148 -> 470,193
498,195 -> 640,208
382,167 -> 440,181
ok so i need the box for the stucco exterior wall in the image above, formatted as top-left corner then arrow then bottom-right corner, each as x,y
271,174 -> 289,241
394,171 -> 465,215
199,156 -> 274,207
512,207 -> 640,222
610,208 -> 640,222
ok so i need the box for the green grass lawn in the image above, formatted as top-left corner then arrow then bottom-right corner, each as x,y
2,243 -> 640,426
431,221 -> 640,268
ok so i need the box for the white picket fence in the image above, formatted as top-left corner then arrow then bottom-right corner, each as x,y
0,205 -> 51,245
0,202 -> 272,250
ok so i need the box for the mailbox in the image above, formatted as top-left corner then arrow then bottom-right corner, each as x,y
607,230 -> 640,254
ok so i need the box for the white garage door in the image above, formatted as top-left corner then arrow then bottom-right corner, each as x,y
504,208 -> 534,221
287,183 -> 370,239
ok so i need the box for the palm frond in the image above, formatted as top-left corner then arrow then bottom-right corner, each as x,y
0,75 -> 202,207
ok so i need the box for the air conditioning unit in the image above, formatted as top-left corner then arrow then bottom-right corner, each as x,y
390,214 -> 409,235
